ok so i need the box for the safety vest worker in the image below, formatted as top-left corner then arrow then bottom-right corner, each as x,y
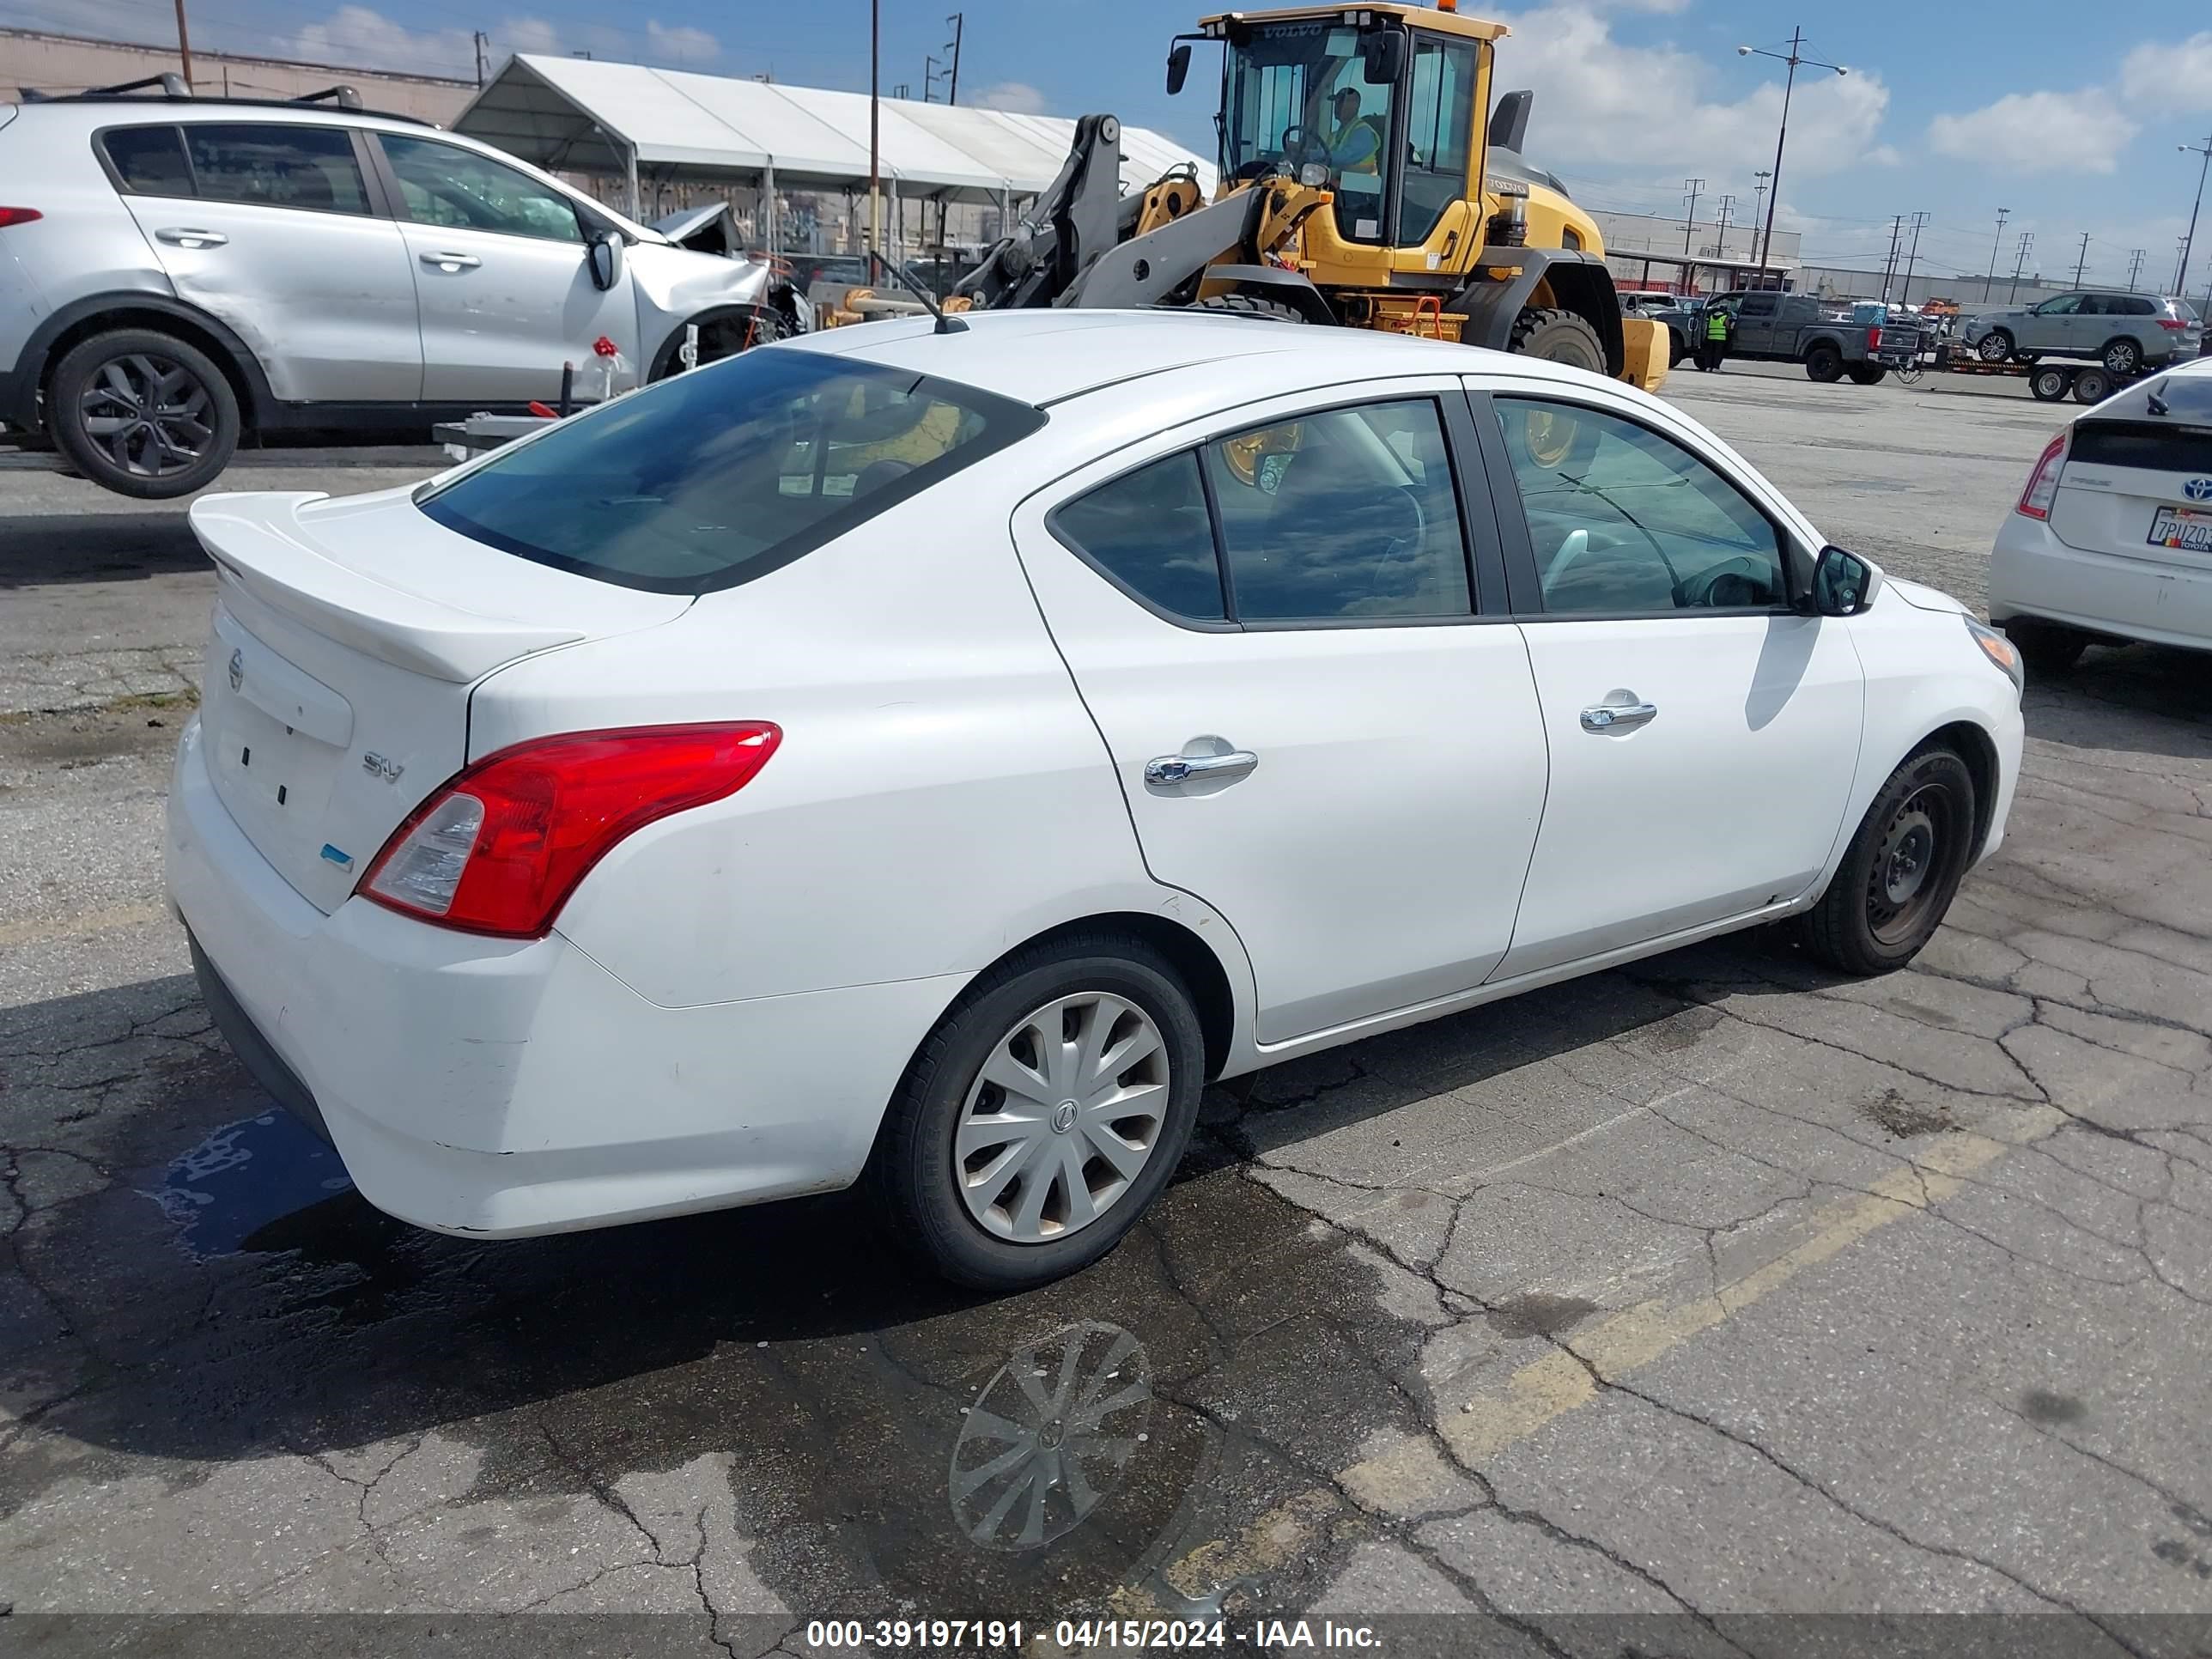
1325,90 -> 1382,174
1706,309 -> 1730,341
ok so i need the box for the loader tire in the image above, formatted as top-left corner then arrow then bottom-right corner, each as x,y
1508,307 -> 1607,373
1191,293 -> 1305,324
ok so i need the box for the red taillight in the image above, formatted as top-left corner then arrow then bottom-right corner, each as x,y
358,723 -> 781,938
0,208 -> 43,228
1867,325 -> 1882,351
2016,429 -> 2069,520
2159,317 -> 2188,330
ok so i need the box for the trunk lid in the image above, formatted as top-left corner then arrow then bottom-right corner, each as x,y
2051,409 -> 2212,574
188,487 -> 690,913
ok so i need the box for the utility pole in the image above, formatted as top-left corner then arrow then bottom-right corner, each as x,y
1899,210 -> 1929,302
2008,231 -> 2033,302
945,12 -> 964,106
1982,207 -> 2009,301
2126,247 -> 2145,291
2179,131 -> 2212,298
2071,231 -> 2090,289
1751,170 -> 1772,265
1738,29 -> 1849,273
172,0 -> 194,87
1715,192 -> 1735,258
473,29 -> 489,88
924,54 -> 945,102
1680,178 -> 1704,258
1880,214 -> 1904,301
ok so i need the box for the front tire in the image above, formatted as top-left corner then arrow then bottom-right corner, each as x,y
1976,330 -> 2014,364
1191,292 -> 1305,324
48,328 -> 240,499
867,934 -> 1206,1291
1510,307 -> 1607,373
1804,749 -> 1978,975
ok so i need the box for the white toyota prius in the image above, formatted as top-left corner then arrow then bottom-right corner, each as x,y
167,312 -> 2026,1289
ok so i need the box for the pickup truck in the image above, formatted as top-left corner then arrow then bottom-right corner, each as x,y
1718,293 -> 1920,385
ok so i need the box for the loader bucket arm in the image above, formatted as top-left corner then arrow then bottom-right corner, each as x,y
953,113 -> 1129,309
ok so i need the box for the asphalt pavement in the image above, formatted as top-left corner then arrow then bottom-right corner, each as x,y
4,366 -> 2212,1654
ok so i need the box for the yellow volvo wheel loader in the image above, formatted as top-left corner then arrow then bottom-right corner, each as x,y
945,3 -> 1669,390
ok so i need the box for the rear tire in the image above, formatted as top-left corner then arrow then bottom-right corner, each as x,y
1510,307 -> 1607,373
866,933 -> 1206,1291
48,327 -> 240,499
2004,619 -> 2088,675
2071,367 -> 2112,404
2029,366 -> 2072,402
1805,343 -> 1844,383
1846,363 -> 1887,386
2101,337 -> 2140,375
1804,748 -> 1978,976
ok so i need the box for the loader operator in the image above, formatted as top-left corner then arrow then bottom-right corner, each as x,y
1322,88 -> 1382,180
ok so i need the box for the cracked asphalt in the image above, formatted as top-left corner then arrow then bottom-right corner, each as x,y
5,366 -> 2212,1654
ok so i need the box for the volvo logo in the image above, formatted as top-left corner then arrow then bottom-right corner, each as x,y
2185,477 -> 2212,502
227,648 -> 244,692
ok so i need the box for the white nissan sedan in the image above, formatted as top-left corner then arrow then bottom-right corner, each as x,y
1990,356 -> 2212,672
167,312 -> 2025,1289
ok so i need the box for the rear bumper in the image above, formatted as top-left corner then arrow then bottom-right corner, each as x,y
1989,516 -> 2212,652
166,715 -> 966,1237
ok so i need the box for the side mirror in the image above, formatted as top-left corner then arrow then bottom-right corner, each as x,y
1811,544 -> 1880,617
587,230 -> 624,292
1165,41 -> 1192,95
1362,30 -> 1406,86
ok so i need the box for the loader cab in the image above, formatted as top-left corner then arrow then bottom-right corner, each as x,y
1200,4 -> 1504,271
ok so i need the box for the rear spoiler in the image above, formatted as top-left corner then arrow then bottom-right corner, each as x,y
189,493 -> 585,682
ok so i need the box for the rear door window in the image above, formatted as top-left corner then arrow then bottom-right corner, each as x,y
1050,453 -> 1228,621
183,124 -> 370,215
101,125 -> 192,195
417,349 -> 1045,593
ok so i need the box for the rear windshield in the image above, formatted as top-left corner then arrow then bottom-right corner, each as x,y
2071,373 -> 2212,469
417,349 -> 1044,594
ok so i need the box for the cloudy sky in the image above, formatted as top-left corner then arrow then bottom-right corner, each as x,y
9,0 -> 2211,293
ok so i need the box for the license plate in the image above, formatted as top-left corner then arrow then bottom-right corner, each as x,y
2148,506 -> 2212,552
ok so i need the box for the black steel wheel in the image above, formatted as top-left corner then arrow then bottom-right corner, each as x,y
48,328 -> 239,499
1805,748 -> 1978,975
1805,343 -> 1844,383
2071,368 -> 2112,404
2030,366 -> 2072,402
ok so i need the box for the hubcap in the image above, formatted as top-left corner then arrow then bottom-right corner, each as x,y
1866,787 -> 1949,945
949,1322 -> 1152,1551
955,993 -> 1170,1244
78,353 -> 214,478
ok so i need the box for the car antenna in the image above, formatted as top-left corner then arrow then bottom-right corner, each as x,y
2145,384 -> 2169,416
868,250 -> 968,335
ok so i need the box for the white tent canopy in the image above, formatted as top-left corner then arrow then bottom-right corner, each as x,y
456,55 -> 1215,210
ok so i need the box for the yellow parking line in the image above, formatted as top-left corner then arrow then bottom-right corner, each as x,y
1352,1106 -> 2064,1480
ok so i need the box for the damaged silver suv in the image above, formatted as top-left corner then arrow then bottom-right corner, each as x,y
0,80 -> 805,497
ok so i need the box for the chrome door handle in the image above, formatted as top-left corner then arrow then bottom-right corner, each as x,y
1581,701 -> 1658,732
155,227 -> 227,248
420,251 -> 481,270
1145,750 -> 1258,786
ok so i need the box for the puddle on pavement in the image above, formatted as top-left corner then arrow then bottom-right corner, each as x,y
141,1110 -> 354,1258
